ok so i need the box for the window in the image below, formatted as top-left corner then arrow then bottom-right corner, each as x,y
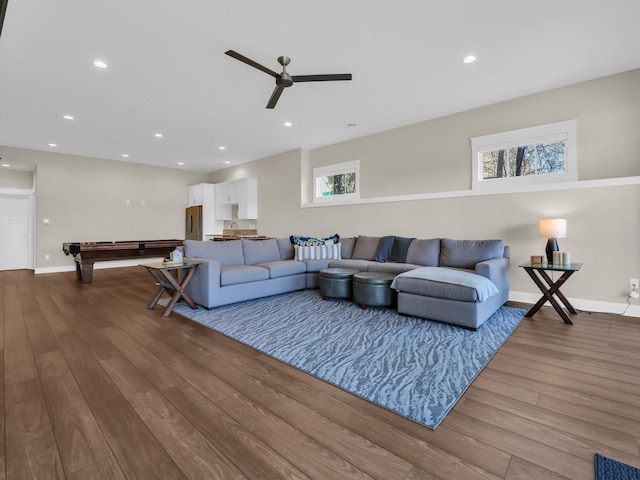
471,120 -> 577,191
313,160 -> 359,203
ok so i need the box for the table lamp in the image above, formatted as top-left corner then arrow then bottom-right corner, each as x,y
538,218 -> 567,263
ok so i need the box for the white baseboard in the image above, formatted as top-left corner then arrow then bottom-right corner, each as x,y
34,257 -> 165,275
509,290 -> 640,318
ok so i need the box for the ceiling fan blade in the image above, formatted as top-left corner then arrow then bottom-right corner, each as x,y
266,85 -> 286,109
225,50 -> 279,78
292,74 -> 352,82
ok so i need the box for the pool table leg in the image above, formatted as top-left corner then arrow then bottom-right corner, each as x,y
75,259 -> 95,284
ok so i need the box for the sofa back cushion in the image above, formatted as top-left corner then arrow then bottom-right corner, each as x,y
242,239 -> 281,265
351,236 -> 381,260
184,239 -> 244,266
276,237 -> 295,260
340,237 -> 356,259
439,238 -> 505,269
405,238 -> 440,266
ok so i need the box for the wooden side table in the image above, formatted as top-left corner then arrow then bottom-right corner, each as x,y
141,261 -> 202,317
519,262 -> 583,325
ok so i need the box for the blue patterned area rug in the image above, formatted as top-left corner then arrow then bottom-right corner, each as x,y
595,454 -> 640,480
171,290 -> 526,429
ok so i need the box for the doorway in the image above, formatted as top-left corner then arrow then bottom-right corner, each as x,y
0,194 -> 33,270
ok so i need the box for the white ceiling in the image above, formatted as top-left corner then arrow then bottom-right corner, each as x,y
1,0 -> 639,173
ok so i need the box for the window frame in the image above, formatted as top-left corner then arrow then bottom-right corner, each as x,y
470,120 -> 577,192
312,160 -> 360,204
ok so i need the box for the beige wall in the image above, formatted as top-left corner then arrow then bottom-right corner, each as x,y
0,169 -> 34,189
307,68 -> 640,200
209,69 -> 640,307
0,146 -> 208,269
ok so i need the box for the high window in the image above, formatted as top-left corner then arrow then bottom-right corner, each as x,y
471,120 -> 577,191
313,160 -> 359,203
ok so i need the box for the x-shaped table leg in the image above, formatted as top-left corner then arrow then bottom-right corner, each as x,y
524,267 -> 577,325
145,265 -> 199,317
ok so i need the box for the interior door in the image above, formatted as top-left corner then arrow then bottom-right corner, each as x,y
0,195 -> 30,270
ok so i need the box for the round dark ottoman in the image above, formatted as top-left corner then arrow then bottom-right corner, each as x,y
319,268 -> 360,299
353,272 -> 397,309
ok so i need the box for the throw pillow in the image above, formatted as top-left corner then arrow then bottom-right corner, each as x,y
295,243 -> 342,261
290,233 -> 340,246
351,236 -> 382,260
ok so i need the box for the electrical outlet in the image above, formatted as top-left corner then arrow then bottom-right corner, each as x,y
631,278 -> 639,291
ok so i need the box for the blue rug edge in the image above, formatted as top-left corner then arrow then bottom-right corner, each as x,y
429,310 -> 524,429
171,295 -> 525,430
595,453 -> 640,479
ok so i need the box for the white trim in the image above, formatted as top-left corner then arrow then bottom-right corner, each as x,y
300,175 -> 640,208
509,290 -> 640,318
471,120 -> 578,192
312,159 -> 360,204
34,257 -> 165,275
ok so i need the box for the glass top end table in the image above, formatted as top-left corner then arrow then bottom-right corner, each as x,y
518,262 -> 583,325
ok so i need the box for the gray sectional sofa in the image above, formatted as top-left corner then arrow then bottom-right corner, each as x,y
183,235 -> 510,329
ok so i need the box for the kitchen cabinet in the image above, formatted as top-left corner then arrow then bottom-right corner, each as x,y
214,184 -> 232,220
214,178 -> 258,220
188,184 -> 204,206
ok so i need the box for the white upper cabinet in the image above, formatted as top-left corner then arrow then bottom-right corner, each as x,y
188,183 -> 205,206
213,178 -> 258,220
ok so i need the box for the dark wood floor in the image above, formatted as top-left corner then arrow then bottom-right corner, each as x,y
1,267 -> 639,479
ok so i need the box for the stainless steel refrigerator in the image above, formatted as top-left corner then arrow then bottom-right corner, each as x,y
185,206 -> 203,240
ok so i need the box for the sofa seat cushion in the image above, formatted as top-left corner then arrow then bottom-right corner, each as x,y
302,259 -> 333,273
255,260 -> 306,279
220,265 -> 269,286
393,276 -> 483,302
328,259 -> 373,271
367,262 -> 423,275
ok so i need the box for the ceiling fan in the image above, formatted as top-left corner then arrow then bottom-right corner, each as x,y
225,50 -> 352,109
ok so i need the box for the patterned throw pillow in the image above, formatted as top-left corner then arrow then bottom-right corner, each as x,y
290,233 -> 340,246
295,243 -> 342,261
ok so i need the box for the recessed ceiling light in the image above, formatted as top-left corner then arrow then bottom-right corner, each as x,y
284,122 -> 293,127
224,161 -> 231,164
63,115 -> 75,120
48,143 -> 57,147
154,133 -> 163,138
463,55 -> 477,64
218,146 -> 226,150
178,162 -> 184,166
121,154 -> 129,158
93,60 -> 108,69
1,164 -> 10,167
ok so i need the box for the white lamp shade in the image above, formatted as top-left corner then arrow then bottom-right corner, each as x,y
539,218 -> 567,238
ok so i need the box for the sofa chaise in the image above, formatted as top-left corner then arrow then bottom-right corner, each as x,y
183,235 -> 509,329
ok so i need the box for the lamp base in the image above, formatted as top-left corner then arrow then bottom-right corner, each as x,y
545,237 -> 559,263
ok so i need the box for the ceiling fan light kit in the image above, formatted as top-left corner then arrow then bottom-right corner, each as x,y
225,50 -> 352,109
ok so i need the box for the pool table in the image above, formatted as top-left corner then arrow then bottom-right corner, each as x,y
62,239 -> 184,284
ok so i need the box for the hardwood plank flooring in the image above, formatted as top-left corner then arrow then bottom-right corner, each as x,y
1,267 -> 640,479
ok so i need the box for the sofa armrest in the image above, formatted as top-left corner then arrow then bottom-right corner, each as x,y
184,257 -> 221,308
475,257 -> 509,300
